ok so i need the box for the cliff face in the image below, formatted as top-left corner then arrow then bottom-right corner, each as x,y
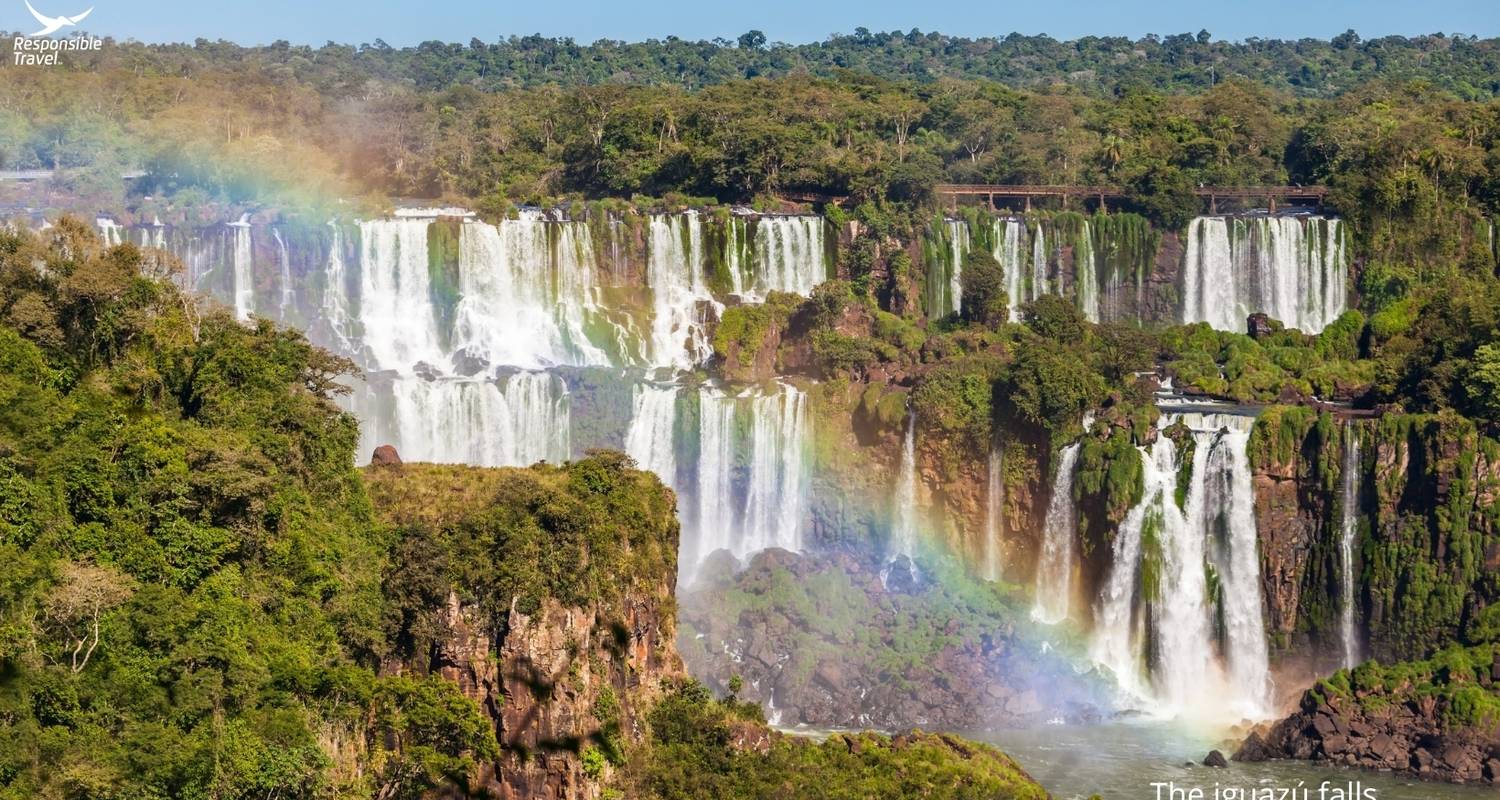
1248,408 -> 1500,668
365,457 -> 684,800
422,585 -> 681,799
1246,407 -> 1340,663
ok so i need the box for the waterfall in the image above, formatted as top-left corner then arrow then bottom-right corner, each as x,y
947,219 -> 968,316
96,217 -> 125,246
1089,412 -> 1271,720
230,216 -> 254,322
449,212 -> 616,370
725,217 -> 748,297
1075,220 -> 1099,323
751,216 -> 827,298
133,219 -> 165,250
743,387 -> 810,556
625,383 -> 678,487
356,218 -> 444,372
1030,223 -> 1048,300
1181,216 -> 1347,334
320,223 -> 354,353
991,219 -> 1025,320
1032,442 -> 1081,624
688,383 -> 810,575
356,371 -> 570,467
1091,435 -> 1170,703
1199,416 -> 1271,716
1339,424 -> 1362,668
648,212 -> 717,369
887,411 -> 921,570
273,229 -> 294,318
984,441 -> 1005,581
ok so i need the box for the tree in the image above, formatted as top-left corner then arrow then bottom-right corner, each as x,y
1467,343 -> 1500,425
43,562 -> 133,673
1023,294 -> 1088,346
737,30 -> 766,50
959,249 -> 1008,328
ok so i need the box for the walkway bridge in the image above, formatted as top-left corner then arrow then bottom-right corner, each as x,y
934,183 -> 1329,213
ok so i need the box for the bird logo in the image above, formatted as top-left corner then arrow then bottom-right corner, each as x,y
22,0 -> 92,36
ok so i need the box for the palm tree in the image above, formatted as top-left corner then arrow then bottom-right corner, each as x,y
1100,134 -> 1125,175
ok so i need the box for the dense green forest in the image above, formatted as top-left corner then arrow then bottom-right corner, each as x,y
8,29 -> 1499,97
2,33 -> 1499,251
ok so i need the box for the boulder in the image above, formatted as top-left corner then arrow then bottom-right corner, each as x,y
371,444 -> 402,466
1247,312 -> 1278,339
1321,735 -> 1350,757
1203,750 -> 1229,768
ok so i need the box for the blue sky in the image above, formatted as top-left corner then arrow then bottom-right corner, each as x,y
7,0 -> 1498,46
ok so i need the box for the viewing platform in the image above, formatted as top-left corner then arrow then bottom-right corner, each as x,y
935,183 -> 1330,213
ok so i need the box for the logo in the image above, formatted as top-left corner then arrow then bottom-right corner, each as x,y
23,0 -> 90,36
10,0 -> 102,65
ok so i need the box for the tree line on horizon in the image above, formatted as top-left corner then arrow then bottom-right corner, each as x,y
11,27 -> 1496,99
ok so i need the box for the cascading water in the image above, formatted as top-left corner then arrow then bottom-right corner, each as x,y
1181,215 -> 1347,334
1075,220 -> 1099,323
450,212 -> 617,370
273,229 -> 294,318
625,383 -> 678,487
1339,423 -> 1363,668
357,218 -> 445,371
688,383 -> 810,575
1030,222 -> 1048,301
1032,442 -> 1081,624
887,410 -> 921,573
1091,434 -> 1171,703
648,212 -> 718,369
1199,416 -> 1271,716
102,210 -> 842,599
134,219 -> 165,250
725,217 -> 749,297
356,370 -> 570,467
96,217 -> 125,246
1089,412 -> 1271,720
750,216 -> 827,298
947,219 -> 968,316
990,219 -> 1025,320
319,223 -> 354,353
230,215 -> 254,321
984,441 -> 1005,581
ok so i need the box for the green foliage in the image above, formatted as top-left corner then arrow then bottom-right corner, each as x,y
1161,322 -> 1375,403
582,746 -> 608,780
1467,343 -> 1500,424
1022,295 -> 1087,346
370,455 -> 678,626
712,291 -> 802,373
1003,338 -> 1106,434
0,222 -> 475,799
628,678 -> 1049,800
959,248 -> 1008,327
1076,425 -> 1146,534
1317,643 -> 1500,730
912,358 -> 1003,456
1248,405 -> 1319,471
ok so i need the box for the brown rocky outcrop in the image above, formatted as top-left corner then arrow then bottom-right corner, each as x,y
1235,685 -> 1500,785
1251,449 -> 1326,660
415,582 -> 681,799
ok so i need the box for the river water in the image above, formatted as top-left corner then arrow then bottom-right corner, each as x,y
976,721 -> 1494,800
